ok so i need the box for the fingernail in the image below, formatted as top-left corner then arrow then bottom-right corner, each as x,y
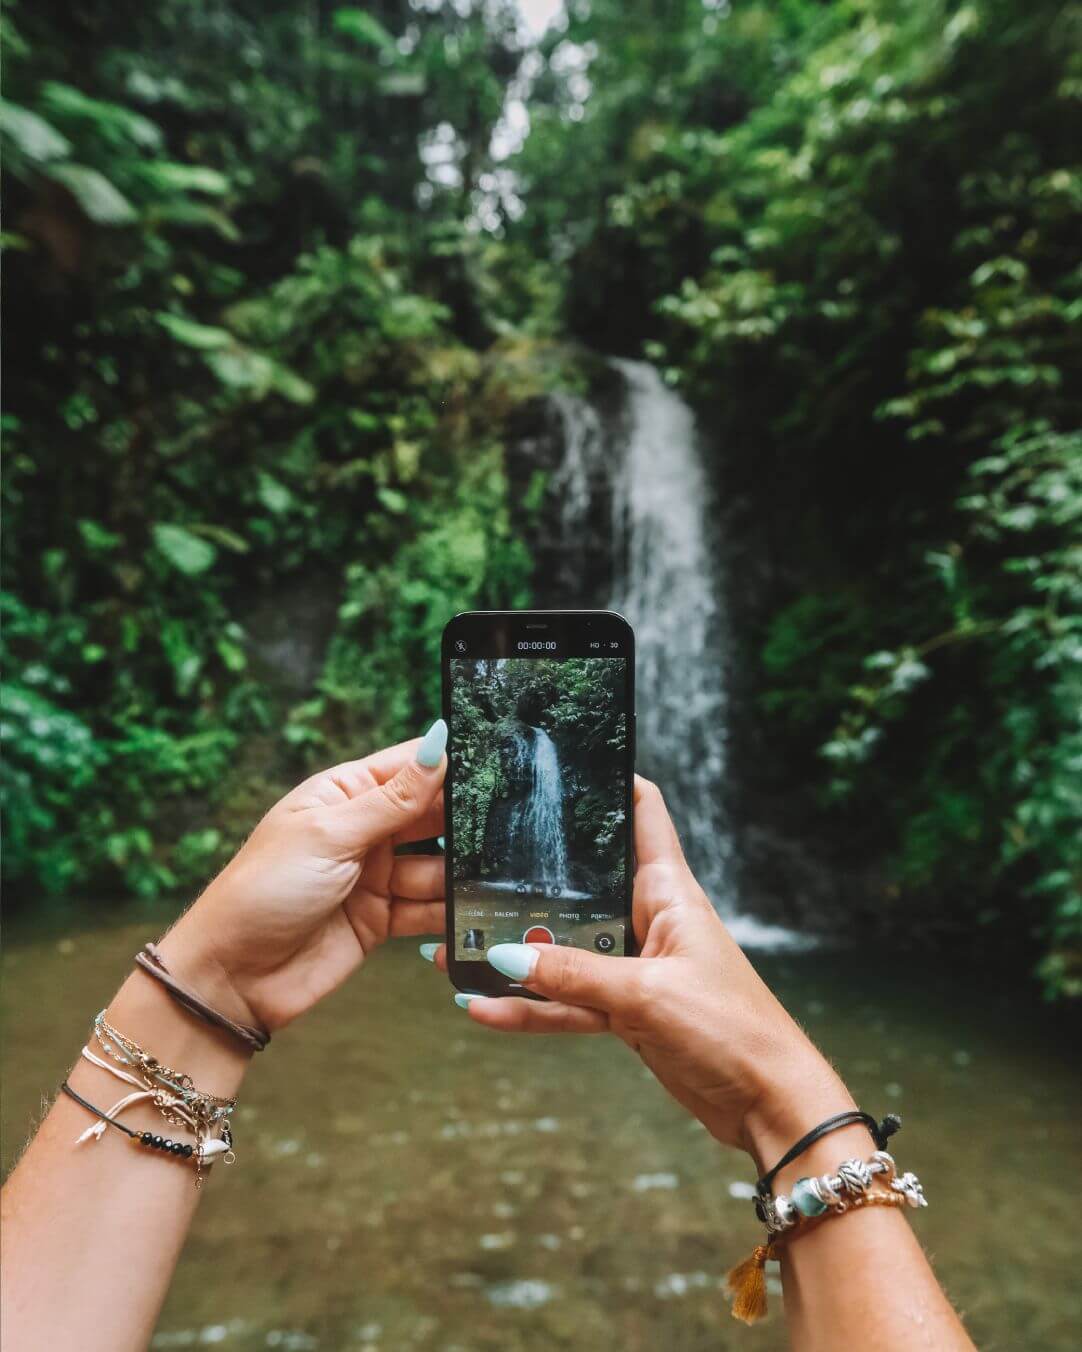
486,943 -> 538,982
419,942 -> 440,963
416,718 -> 448,767
454,992 -> 486,1009
437,835 -> 445,850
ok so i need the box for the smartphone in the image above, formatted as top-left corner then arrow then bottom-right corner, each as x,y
442,609 -> 636,997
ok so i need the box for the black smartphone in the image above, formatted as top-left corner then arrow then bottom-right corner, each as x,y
442,609 -> 636,997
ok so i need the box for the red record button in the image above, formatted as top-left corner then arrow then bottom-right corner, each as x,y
523,925 -> 555,945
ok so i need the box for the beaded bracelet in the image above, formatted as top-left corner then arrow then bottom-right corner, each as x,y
727,1150 -> 928,1326
63,1083 -> 197,1161
759,1149 -> 926,1233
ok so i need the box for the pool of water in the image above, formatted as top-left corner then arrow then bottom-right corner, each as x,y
3,911 -> 1079,1350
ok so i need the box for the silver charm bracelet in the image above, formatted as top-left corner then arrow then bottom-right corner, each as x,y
759,1150 -> 928,1234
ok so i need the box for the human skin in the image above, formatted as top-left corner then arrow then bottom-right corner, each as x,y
2,741 -> 973,1352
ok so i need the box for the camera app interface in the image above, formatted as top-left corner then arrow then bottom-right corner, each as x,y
450,653 -> 629,961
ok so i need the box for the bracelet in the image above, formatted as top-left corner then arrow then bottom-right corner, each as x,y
758,1149 -> 926,1233
94,1013 -> 236,1123
135,942 -> 270,1053
62,1082 -> 198,1161
75,1044 -> 235,1175
728,1148 -> 928,1326
755,1109 -> 901,1201
91,1013 -> 237,1183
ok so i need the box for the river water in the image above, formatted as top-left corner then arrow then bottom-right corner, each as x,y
2,914 -> 1078,1351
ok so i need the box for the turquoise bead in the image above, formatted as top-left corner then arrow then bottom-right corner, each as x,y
791,1177 -> 828,1217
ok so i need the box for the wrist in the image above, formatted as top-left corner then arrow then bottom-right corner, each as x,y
101,965 -> 251,1098
741,1042 -> 858,1178
156,901 -> 262,1036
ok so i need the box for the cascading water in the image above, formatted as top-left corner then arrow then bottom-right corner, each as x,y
551,358 -> 802,947
607,359 -> 735,908
515,726 -> 569,893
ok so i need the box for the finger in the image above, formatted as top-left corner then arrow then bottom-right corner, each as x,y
418,942 -> 448,970
389,855 -> 444,900
328,720 -> 447,855
388,900 -> 444,937
329,736 -> 426,794
458,995 -> 607,1035
633,776 -> 686,867
321,728 -> 449,802
393,795 -> 445,846
485,942 -> 641,1017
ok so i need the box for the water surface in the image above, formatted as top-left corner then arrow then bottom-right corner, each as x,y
3,914 -> 1078,1350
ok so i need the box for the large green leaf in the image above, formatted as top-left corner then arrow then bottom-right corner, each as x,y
151,201 -> 241,242
206,348 -> 315,404
333,8 -> 396,52
45,163 -> 137,225
0,99 -> 71,163
39,82 -> 162,151
152,524 -> 217,576
256,472 -> 293,515
132,162 -> 230,196
155,312 -> 233,350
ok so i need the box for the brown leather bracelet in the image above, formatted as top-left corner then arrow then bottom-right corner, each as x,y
134,942 -> 270,1052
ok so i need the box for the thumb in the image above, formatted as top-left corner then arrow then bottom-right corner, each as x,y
486,941 -> 639,1015
333,719 -> 447,853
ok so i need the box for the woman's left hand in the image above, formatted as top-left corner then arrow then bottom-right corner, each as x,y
157,720 -> 447,1033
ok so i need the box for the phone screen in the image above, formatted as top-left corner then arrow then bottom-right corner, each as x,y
443,612 -> 634,982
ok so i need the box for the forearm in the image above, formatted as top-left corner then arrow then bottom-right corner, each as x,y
1,946 -> 251,1352
744,1064 -> 974,1352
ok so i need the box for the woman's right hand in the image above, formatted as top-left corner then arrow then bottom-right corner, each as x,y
430,777 -> 857,1168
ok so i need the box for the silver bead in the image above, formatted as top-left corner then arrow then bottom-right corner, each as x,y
773,1193 -> 797,1229
871,1150 -> 896,1181
837,1158 -> 873,1196
815,1173 -> 843,1207
890,1171 -> 927,1208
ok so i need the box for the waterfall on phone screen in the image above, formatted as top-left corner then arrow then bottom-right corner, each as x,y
553,359 -> 803,948
516,726 -> 568,893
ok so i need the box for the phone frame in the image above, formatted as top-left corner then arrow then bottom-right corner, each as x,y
441,609 -> 636,997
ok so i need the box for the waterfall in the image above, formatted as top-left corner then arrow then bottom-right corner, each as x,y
549,358 -> 802,947
523,726 -> 569,892
608,359 -> 735,908
508,726 -> 568,893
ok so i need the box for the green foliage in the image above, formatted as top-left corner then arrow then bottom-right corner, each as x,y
1,0 -> 534,904
651,0 -> 1080,990
512,0 -> 1081,990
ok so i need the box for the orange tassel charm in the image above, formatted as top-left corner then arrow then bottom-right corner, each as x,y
725,1241 -> 776,1324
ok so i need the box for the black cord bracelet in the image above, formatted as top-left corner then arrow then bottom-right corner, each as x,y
61,1081 -> 196,1159
756,1110 -> 901,1199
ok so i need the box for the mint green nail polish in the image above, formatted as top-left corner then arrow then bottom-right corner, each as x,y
486,943 -> 537,982
416,718 -> 447,767
437,835 -> 445,850
454,992 -> 485,1009
419,942 -> 440,963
